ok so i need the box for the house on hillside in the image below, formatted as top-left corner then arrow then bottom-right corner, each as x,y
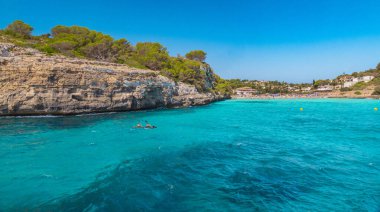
234,87 -> 258,97
301,87 -> 312,92
343,77 -> 358,88
343,76 -> 374,88
316,85 -> 333,92
287,86 -> 297,92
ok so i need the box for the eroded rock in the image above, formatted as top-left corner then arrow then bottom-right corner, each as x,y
0,43 -> 225,116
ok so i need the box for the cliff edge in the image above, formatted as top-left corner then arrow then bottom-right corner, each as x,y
0,43 -> 225,116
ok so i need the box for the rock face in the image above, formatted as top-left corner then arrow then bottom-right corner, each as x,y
0,43 -> 225,116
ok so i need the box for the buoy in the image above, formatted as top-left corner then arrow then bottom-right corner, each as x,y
300,108 -> 304,111
375,107 -> 378,111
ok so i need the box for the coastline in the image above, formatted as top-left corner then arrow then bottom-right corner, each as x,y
231,94 -> 380,100
0,95 -> 229,117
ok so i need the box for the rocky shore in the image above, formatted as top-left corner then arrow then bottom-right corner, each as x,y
0,43 -> 226,116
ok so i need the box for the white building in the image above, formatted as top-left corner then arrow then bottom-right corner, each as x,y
343,76 -> 374,88
235,87 -> 258,97
316,85 -> 333,91
358,76 -> 375,82
287,86 -> 297,91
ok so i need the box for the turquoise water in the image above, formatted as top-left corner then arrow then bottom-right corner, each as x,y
0,99 -> 379,211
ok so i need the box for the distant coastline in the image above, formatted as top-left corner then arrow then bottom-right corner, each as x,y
231,93 -> 380,99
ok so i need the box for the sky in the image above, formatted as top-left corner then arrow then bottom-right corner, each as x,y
1,0 -> 380,82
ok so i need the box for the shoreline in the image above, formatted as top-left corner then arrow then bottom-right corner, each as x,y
231,95 -> 380,100
0,97 -> 229,117
2,95 -> 378,117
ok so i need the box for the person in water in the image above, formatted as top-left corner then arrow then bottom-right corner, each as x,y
145,121 -> 156,129
134,122 -> 143,128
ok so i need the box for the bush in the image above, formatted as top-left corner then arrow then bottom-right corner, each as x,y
214,77 -> 233,94
354,91 -> 362,95
161,57 -> 212,92
35,44 -> 56,54
185,50 -> 206,62
370,77 -> 380,86
38,25 -> 134,62
352,82 -> 367,90
134,42 -> 169,70
372,86 -> 380,95
340,87 -> 352,92
4,20 -> 33,38
313,79 -> 331,88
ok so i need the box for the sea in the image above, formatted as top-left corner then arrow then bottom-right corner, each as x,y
0,99 -> 379,211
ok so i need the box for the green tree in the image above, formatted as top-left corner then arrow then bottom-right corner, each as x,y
313,79 -> 330,88
47,25 -> 133,61
4,20 -> 33,38
185,50 -> 206,62
214,78 -> 233,94
135,42 -> 169,70
81,36 -> 114,60
49,25 -> 92,56
110,38 -> 134,63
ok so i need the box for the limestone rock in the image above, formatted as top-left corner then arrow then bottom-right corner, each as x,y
0,43 -> 225,116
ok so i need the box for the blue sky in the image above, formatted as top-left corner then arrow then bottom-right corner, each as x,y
1,0 -> 380,82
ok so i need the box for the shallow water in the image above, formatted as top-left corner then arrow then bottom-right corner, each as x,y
0,99 -> 379,211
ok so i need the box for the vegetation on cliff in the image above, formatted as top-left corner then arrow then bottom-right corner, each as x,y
0,20 -> 218,93
4,20 -> 33,39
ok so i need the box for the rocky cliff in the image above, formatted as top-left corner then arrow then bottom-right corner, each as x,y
0,43 -> 225,116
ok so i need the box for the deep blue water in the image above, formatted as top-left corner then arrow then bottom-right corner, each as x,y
0,99 -> 379,211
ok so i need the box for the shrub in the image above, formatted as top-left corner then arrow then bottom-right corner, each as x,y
4,20 -> 33,38
354,91 -> 362,95
370,77 -> 380,86
214,77 -> 233,95
35,44 -> 56,54
134,42 -> 169,70
372,86 -> 380,95
185,50 -> 207,62
340,87 -> 352,92
161,57 -> 212,92
352,82 -> 367,90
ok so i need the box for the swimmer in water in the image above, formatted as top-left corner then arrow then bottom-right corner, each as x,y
145,121 -> 156,129
134,122 -> 143,128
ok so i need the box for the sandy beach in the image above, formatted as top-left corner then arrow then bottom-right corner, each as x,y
232,92 -> 380,99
